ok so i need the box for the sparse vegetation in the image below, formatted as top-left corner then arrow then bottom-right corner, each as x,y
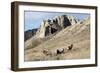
24,15 -> 90,61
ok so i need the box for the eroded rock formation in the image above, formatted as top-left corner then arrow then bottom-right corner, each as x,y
36,15 -> 77,38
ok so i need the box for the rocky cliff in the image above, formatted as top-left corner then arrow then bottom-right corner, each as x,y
36,15 -> 77,38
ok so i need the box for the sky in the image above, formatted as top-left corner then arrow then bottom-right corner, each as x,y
24,11 -> 90,31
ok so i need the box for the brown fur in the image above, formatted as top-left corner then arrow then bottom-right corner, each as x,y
68,44 -> 73,50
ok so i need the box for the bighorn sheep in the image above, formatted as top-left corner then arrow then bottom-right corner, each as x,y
57,48 -> 64,54
68,44 -> 73,50
43,48 -> 65,56
43,50 -> 52,56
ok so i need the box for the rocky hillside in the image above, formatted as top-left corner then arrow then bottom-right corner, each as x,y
24,29 -> 38,41
25,15 -> 77,49
24,15 -> 90,61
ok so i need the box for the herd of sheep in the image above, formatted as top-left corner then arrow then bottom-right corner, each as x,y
43,44 -> 73,57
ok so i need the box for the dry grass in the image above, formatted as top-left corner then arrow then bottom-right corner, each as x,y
24,18 -> 90,61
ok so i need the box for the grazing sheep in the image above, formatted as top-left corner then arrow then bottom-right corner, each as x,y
68,44 -> 73,50
56,48 -> 64,54
43,48 -> 65,56
43,49 -> 52,56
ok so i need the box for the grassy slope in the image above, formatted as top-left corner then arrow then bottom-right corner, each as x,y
25,17 -> 90,61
